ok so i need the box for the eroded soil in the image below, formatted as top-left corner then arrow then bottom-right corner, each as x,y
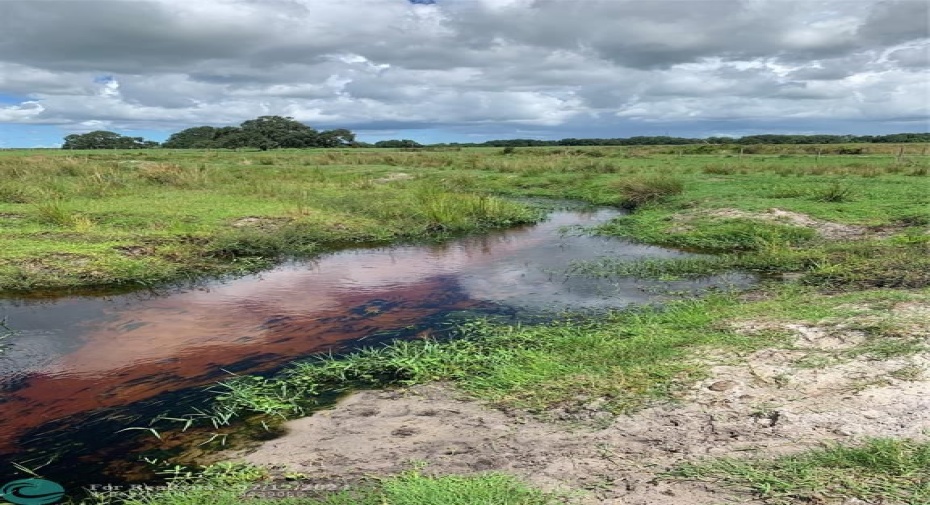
233,301 -> 930,504
671,208 -> 917,240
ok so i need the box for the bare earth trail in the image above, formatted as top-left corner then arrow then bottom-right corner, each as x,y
234,301 -> 930,504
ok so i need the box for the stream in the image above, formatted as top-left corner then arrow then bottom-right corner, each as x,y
0,206 -> 750,491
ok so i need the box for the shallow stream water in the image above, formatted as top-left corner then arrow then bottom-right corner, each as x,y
0,206 -> 749,491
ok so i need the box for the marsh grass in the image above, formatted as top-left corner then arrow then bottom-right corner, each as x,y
188,294 -> 783,428
611,175 -> 684,208
569,240 -> 930,289
0,152 -> 541,291
0,146 -> 925,292
671,438 -> 930,505
598,215 -> 818,252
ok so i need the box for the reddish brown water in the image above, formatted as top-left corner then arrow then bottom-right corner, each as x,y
0,208 -> 749,489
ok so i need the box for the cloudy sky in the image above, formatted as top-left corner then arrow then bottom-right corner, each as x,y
0,0 -> 927,147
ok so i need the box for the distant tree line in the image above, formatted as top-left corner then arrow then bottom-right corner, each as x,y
442,133 -> 930,148
62,123 -> 928,150
372,139 -> 423,148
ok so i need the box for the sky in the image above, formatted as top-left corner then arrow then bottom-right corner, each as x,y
0,0 -> 927,147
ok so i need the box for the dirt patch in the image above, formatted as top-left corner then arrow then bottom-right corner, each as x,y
673,208 -> 893,240
231,216 -> 292,229
229,304 -> 930,504
234,385 -> 726,504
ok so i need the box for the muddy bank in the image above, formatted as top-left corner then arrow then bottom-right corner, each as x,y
234,301 -> 930,504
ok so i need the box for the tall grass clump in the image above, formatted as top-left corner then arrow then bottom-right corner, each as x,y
137,162 -> 210,188
78,168 -> 132,198
33,200 -> 78,227
612,175 -> 684,209
809,182 -> 856,202
414,186 -> 539,231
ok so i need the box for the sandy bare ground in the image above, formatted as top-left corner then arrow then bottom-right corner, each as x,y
232,303 -> 930,504
669,208 -> 918,240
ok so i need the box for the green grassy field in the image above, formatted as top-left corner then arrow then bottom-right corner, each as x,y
0,146 -> 926,293
4,145 -> 929,504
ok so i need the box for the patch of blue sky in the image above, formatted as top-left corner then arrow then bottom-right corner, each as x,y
0,124 -> 66,149
0,93 -> 28,105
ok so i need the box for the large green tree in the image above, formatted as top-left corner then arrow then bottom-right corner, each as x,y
317,128 -> 357,147
239,116 -> 319,150
374,139 -> 422,148
162,125 -> 246,148
153,116 -> 361,150
162,126 -> 222,149
62,131 -> 159,149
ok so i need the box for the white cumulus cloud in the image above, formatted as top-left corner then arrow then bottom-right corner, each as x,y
0,0 -> 926,139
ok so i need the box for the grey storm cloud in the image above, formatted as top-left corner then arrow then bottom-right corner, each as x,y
0,0 -> 927,137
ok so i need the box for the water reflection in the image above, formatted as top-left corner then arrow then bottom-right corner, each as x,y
0,208 -> 748,483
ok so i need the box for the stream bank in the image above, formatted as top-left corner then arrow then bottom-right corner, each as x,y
0,205 -> 747,493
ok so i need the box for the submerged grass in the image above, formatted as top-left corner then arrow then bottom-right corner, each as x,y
671,438 -> 930,505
